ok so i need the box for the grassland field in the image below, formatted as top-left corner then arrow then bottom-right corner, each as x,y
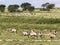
0,10 -> 60,45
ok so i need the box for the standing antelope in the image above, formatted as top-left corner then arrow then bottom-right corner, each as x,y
29,30 -> 37,38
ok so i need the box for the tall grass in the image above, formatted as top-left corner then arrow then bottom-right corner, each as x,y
0,16 -> 60,24
0,15 -> 60,30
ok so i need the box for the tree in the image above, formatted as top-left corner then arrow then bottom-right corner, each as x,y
8,5 -> 19,12
21,2 -> 31,11
46,4 -> 55,11
28,6 -> 35,12
42,2 -> 49,8
21,2 -> 35,12
42,2 -> 55,11
0,5 -> 6,12
47,4 -> 55,9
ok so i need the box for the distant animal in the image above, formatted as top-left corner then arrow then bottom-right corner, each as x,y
11,28 -> 17,33
38,32 -> 43,39
29,30 -> 38,38
49,31 -> 56,39
22,31 -> 29,37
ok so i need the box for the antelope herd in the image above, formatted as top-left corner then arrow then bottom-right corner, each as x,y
10,28 -> 57,39
22,30 -> 57,39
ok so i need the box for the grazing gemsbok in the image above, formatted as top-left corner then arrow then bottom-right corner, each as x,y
11,28 -> 17,33
38,32 -> 43,39
29,30 -> 37,38
22,31 -> 29,37
49,30 -> 57,39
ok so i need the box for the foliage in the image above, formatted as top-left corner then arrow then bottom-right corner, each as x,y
28,6 -> 35,12
8,5 -> 19,12
0,5 -> 5,12
42,2 -> 55,11
21,2 -> 35,12
0,16 -> 60,24
21,2 -> 31,10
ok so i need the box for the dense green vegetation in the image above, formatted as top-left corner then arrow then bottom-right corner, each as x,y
0,14 -> 60,30
0,16 -> 60,24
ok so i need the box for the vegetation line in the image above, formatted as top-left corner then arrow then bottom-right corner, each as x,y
0,39 -> 60,42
